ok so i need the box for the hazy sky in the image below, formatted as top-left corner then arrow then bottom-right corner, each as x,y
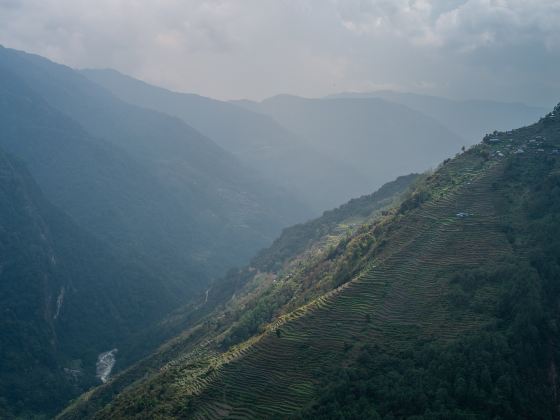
0,0 -> 559,105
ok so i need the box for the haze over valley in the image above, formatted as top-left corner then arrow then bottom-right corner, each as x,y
1,1 -> 560,419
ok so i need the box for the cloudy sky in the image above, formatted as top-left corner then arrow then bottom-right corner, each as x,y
0,0 -> 559,105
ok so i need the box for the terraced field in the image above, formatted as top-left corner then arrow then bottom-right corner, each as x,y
82,151 -> 518,419
192,164 -> 510,418
54,106 -> 560,419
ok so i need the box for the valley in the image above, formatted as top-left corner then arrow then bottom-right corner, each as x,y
0,10 -> 558,416
58,105 -> 560,418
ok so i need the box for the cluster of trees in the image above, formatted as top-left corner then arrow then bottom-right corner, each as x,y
253,175 -> 417,272
219,177 -> 420,349
222,283 -> 296,347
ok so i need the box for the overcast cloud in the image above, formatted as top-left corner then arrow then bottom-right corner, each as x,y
0,0 -> 558,105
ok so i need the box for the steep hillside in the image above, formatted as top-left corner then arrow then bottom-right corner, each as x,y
56,174 -> 417,419
237,95 -> 466,207
0,148 -> 181,419
60,105 -> 560,419
331,90 -> 547,144
0,46 -> 308,285
252,173 -> 419,272
80,69 -> 368,213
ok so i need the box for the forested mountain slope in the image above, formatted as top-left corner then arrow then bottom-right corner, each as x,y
57,174 -> 418,419
60,105 -> 560,419
0,46 -> 308,286
0,148 -> 180,419
80,69 -> 368,213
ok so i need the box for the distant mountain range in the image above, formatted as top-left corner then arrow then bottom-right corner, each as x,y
83,70 -> 543,213
235,94 -> 466,205
82,69 -> 366,213
328,90 -> 547,143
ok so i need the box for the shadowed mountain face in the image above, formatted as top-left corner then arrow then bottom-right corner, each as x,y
59,105 -> 560,419
0,147 -> 181,418
82,70 -> 470,213
0,46 -> 309,286
0,47 -> 313,417
330,90 -> 547,144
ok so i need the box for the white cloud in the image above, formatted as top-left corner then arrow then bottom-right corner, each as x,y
0,0 -> 558,104
335,0 -> 560,52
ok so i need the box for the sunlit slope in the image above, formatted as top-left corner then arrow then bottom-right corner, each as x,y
56,175 -> 417,419
177,161 -> 511,419
0,45 -> 309,286
60,105 -> 560,419
87,149 -> 511,418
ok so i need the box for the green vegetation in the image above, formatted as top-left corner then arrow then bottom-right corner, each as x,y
297,127 -> 560,418
57,173 -> 416,419
58,105 -> 560,419
254,174 -> 418,272
0,148 -> 185,419
0,46 -> 310,418
5,45 -> 556,420
298,260 -> 554,419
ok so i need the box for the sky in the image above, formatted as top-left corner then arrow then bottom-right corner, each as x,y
0,0 -> 559,106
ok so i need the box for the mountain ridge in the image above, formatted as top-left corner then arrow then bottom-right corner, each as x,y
0,46 -> 308,284
0,46 -> 311,418
56,173 -> 418,419
59,104 -> 560,419
80,68 -> 369,213
328,89 -> 547,143
236,94 -> 467,204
